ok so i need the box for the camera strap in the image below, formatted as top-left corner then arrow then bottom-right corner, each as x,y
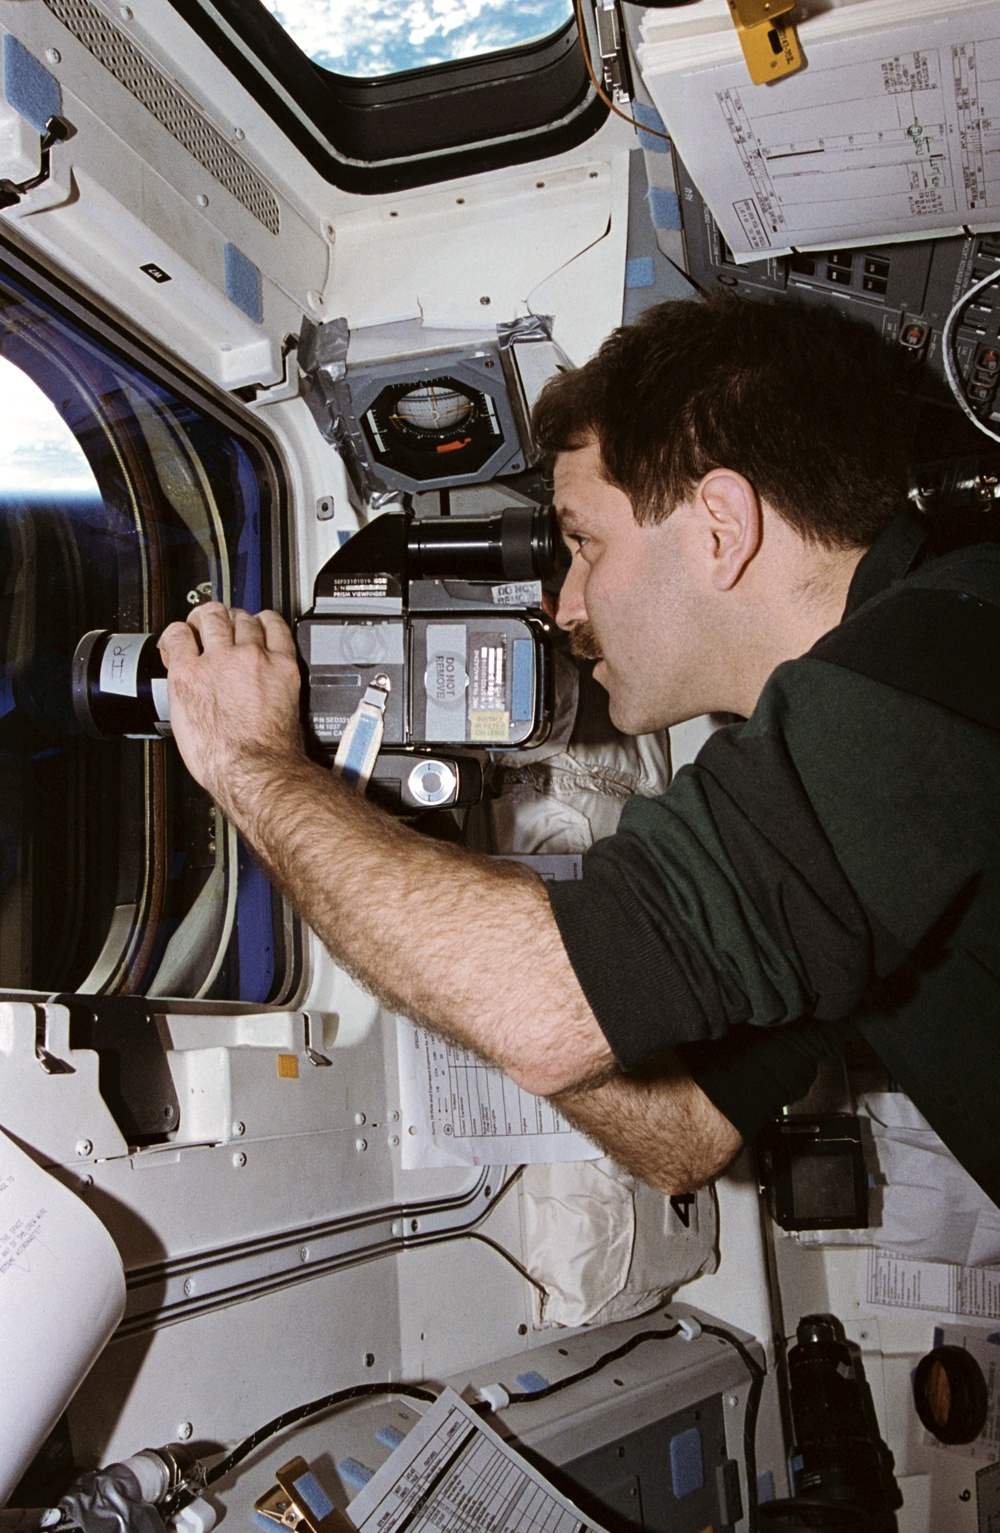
333,676 -> 391,790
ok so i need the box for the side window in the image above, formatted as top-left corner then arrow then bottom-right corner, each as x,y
0,259 -> 289,1002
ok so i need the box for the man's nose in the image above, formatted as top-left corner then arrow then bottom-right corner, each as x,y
555,558 -> 587,631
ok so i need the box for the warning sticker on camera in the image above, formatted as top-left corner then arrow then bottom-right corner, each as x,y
471,710 -> 510,742
470,636 -> 507,708
424,623 -> 469,741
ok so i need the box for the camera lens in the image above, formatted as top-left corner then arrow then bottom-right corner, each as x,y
406,506 -> 558,584
72,630 -> 170,738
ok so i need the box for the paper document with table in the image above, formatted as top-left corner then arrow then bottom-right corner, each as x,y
640,0 -> 1000,260
347,1389 -> 607,1533
397,1019 -> 601,1170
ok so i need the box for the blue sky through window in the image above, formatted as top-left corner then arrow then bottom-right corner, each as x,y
260,0 -> 574,78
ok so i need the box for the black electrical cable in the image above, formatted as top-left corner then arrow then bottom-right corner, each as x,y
164,1316 -> 766,1527
161,1382 -> 439,1518
503,1323 -> 682,1404
700,1322 -> 767,1533
464,1231 -> 549,1298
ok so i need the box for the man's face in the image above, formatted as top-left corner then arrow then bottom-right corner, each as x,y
553,439 -> 714,734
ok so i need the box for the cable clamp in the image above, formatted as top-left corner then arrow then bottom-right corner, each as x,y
255,1457 -> 356,1533
476,1383 -> 511,1412
677,1316 -> 702,1342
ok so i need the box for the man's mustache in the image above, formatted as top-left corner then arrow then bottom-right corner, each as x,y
569,621 -> 603,661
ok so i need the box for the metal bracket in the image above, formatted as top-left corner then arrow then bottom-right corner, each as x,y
724,0 -> 802,85
53,993 -> 181,1142
34,1003 -> 75,1075
594,0 -> 633,104
0,114 -> 70,210
255,1458 -> 357,1533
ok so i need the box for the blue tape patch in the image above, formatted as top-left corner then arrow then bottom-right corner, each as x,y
375,1426 -> 405,1451
224,241 -> 263,324
647,186 -> 682,231
632,100 -> 670,153
4,36 -> 61,134
757,1470 -> 776,1505
670,1427 -> 704,1499
625,256 -> 655,290
293,1472 -> 334,1520
514,1370 -> 549,1395
337,1459 -> 374,1491
511,639 -> 533,722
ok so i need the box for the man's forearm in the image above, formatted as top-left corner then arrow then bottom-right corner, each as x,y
219,747 -> 613,1095
553,1053 -> 744,1194
238,753 -> 743,1191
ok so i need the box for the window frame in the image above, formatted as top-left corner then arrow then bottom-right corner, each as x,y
166,0 -> 608,193
0,226 -> 300,1011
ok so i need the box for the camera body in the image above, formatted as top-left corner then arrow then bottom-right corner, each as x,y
72,506 -> 559,811
297,506 -> 557,755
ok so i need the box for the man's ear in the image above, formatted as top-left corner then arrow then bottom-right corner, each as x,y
695,469 -> 761,590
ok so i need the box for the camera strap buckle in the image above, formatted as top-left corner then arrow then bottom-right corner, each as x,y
333,674 -> 391,790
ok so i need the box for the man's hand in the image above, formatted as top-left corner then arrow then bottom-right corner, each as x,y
158,604 -> 304,811
553,1055 -> 743,1194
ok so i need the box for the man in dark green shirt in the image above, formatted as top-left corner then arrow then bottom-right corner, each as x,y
159,294 -> 1000,1203
548,506 -> 1000,1204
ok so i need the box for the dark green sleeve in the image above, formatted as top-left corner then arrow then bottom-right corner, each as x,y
548,656 -> 997,1072
677,1018 -> 861,1141
547,684 -> 876,1069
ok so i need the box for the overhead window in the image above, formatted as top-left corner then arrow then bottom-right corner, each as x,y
259,0 -> 574,78
0,248 -> 291,1004
167,0 -> 604,190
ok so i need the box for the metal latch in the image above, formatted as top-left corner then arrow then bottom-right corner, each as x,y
0,114 -> 70,209
255,1457 -> 357,1533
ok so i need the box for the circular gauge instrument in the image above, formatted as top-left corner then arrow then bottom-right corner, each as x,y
362,373 -> 501,481
393,383 -> 476,436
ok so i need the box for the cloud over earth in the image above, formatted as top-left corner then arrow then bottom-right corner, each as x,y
260,0 -> 572,77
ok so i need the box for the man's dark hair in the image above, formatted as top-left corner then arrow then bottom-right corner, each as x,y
532,293 -> 910,549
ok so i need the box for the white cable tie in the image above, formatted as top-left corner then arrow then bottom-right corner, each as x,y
333,675 -> 391,791
476,1383 -> 511,1411
167,1497 -> 218,1533
678,1316 -> 702,1342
